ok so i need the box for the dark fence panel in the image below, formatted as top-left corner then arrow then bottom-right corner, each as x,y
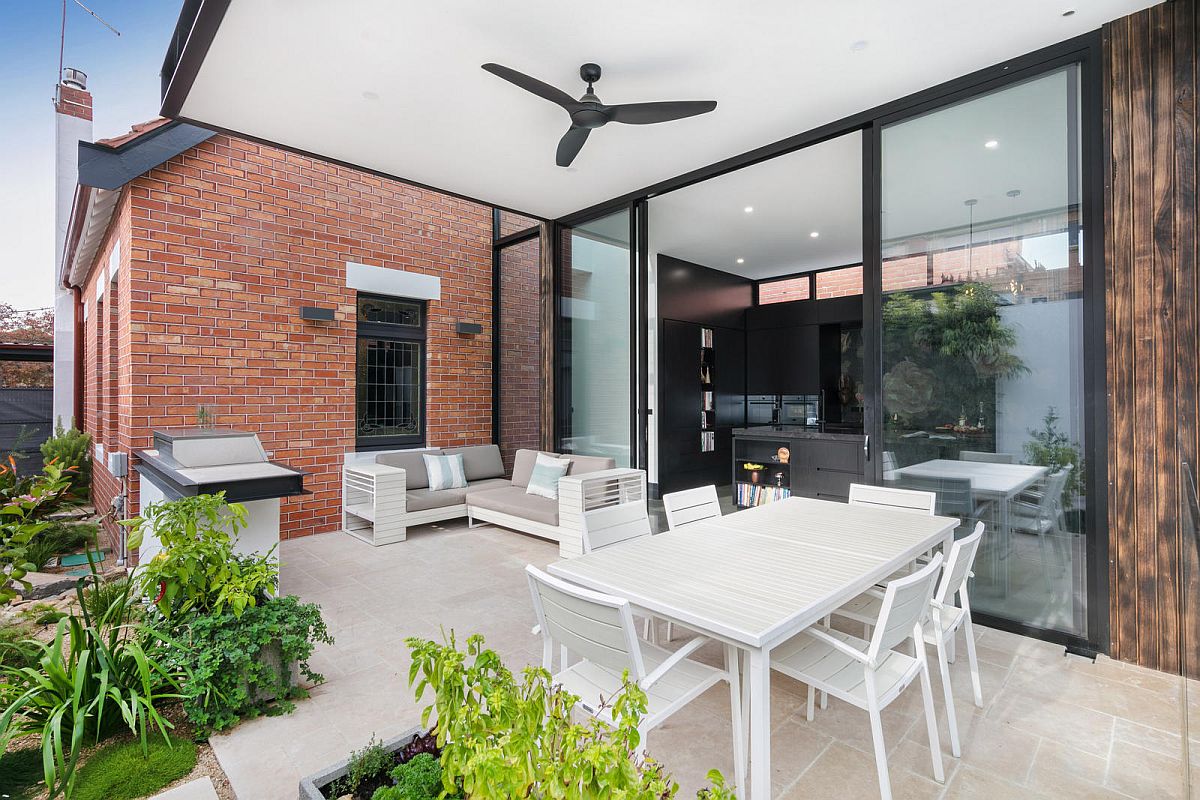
0,388 -> 53,472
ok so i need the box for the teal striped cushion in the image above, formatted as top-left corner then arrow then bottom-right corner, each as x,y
423,453 -> 466,491
525,454 -> 570,500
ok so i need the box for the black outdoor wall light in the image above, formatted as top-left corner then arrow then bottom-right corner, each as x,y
456,321 -> 483,335
299,306 -> 335,321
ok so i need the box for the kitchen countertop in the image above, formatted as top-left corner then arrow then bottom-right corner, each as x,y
733,424 -> 866,442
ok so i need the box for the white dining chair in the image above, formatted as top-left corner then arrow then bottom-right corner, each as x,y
833,523 -> 986,758
662,485 -> 722,530
525,565 -> 745,791
771,555 -> 946,800
578,502 -> 664,642
959,450 -> 1015,464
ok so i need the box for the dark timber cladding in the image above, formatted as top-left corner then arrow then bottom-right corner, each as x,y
1104,0 -> 1199,673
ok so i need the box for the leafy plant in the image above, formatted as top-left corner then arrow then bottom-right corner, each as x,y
1023,406 -> 1085,508
0,560 -> 187,798
405,632 -> 734,800
71,735 -> 197,800
124,493 -> 276,619
175,594 -> 331,733
0,460 -> 74,605
80,576 -> 139,624
18,602 -> 67,626
40,421 -> 92,495
0,619 -> 41,672
371,752 -> 458,800
332,734 -> 396,799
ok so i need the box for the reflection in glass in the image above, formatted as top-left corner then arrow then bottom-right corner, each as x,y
558,210 -> 632,467
880,66 -> 1086,636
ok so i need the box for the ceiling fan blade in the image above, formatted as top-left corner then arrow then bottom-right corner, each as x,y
481,63 -> 580,111
556,126 -> 591,167
606,100 -> 717,125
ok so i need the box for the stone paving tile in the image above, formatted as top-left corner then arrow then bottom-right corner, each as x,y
208,520 -> 1191,799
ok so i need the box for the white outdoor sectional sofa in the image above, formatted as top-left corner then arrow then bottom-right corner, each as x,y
343,444 -> 646,557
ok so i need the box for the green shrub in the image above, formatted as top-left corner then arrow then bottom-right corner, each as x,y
17,602 -> 67,625
371,752 -> 455,800
1023,406 -> 1085,508
124,493 -> 276,619
0,746 -> 45,800
405,633 -> 736,800
22,521 -> 98,571
71,735 -> 197,800
79,575 -> 138,623
0,620 -> 40,672
0,565 -> 187,798
0,460 -> 74,605
40,421 -> 92,495
177,594 -> 332,733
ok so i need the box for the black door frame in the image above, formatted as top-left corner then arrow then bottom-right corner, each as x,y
553,30 -> 1108,656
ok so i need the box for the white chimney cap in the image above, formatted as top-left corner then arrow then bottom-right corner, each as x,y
61,67 -> 87,90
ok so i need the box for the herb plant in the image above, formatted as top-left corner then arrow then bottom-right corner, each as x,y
1023,406 -> 1085,507
405,632 -> 736,800
372,752 -> 456,800
124,492 -> 277,619
175,594 -> 332,733
332,734 -> 397,799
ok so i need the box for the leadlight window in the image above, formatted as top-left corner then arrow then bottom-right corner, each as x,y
356,295 -> 425,448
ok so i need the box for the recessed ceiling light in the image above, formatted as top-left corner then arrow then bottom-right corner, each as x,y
850,40 -> 869,52
744,206 -> 754,213
362,90 -> 380,101
984,139 -> 999,149
736,258 -> 745,264
809,231 -> 820,238
1062,9 -> 1076,17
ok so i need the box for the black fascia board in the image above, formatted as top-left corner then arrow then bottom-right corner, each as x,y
77,121 -> 216,191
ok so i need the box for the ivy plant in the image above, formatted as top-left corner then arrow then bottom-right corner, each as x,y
175,594 -> 332,733
124,492 -> 277,619
405,632 -> 737,800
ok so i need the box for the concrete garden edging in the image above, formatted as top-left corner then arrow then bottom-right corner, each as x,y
297,726 -> 425,800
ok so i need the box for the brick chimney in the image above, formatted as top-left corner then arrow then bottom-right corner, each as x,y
53,67 -> 93,429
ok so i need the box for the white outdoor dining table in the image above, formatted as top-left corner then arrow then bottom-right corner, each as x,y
546,496 -> 958,799
896,459 -> 1047,592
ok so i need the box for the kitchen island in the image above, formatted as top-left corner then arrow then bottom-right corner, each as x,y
732,425 -> 867,507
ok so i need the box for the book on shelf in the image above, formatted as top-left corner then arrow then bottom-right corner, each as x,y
700,328 -> 713,347
701,431 -> 715,452
735,483 -> 791,507
703,390 -> 714,411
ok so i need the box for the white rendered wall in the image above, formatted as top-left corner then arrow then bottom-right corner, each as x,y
52,104 -> 92,429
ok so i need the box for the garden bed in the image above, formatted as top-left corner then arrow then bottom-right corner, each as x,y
298,727 -> 433,800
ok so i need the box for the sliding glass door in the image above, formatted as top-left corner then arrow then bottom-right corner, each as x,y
879,65 -> 1089,637
557,209 -> 635,467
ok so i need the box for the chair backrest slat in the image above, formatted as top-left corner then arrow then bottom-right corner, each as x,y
526,565 -> 644,678
848,483 -> 936,516
1037,467 -> 1071,517
581,502 -> 652,552
662,485 -> 722,530
896,475 -> 975,518
869,553 -> 944,659
959,450 -> 1014,464
936,522 -> 985,605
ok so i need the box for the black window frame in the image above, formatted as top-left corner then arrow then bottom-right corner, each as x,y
355,293 -> 427,450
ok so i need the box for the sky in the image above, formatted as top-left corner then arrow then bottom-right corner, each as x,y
0,0 -> 183,311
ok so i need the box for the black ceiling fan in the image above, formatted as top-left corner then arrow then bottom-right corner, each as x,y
481,62 -> 717,167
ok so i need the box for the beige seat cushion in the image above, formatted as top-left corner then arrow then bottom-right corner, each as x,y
405,486 -> 466,512
375,449 -> 438,490
464,477 -> 512,496
564,454 -> 616,475
511,449 -> 560,488
442,445 -> 506,481
468,486 -> 558,527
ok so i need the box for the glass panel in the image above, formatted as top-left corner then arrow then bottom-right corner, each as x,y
356,339 -> 422,439
558,210 -> 632,467
881,65 -> 1086,636
497,210 -> 540,238
814,265 -> 863,299
497,235 -> 542,472
758,276 -> 810,304
357,296 -> 422,327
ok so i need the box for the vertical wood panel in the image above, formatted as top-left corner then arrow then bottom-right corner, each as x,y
1105,0 -> 1200,673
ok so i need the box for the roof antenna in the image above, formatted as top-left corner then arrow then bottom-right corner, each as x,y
58,0 -> 121,96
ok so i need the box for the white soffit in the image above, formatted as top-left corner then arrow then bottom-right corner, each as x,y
346,262 -> 441,300
175,0 -> 1157,220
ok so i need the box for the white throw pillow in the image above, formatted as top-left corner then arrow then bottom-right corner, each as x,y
423,453 -> 467,491
525,453 -> 571,500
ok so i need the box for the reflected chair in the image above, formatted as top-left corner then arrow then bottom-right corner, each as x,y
526,565 -> 745,791
1009,467 -> 1071,588
772,555 -> 947,800
959,450 -> 1015,464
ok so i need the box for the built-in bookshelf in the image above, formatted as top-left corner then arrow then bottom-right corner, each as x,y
700,327 -> 715,452
733,436 -> 793,509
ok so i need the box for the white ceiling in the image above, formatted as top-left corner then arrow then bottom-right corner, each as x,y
175,0 -> 1156,220
649,132 -> 862,279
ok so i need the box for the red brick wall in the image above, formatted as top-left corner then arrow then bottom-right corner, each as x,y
80,135 -> 494,539
496,236 -> 541,471
758,276 -> 810,304
814,265 -> 863,299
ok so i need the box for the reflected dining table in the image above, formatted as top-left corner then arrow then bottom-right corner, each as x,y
547,496 -> 958,799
